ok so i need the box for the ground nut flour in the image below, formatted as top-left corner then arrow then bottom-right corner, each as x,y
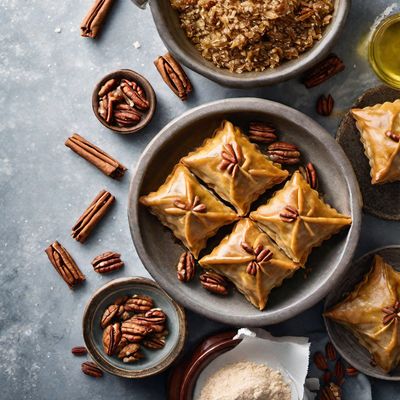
198,361 -> 292,400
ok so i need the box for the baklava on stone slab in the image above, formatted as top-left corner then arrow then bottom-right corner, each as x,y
250,171 -> 352,265
199,219 -> 300,310
181,120 -> 288,215
351,99 -> 400,184
325,255 -> 400,372
140,164 -> 238,258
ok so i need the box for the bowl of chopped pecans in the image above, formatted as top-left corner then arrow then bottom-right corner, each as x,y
82,277 -> 186,378
92,69 -> 157,134
134,0 -> 351,88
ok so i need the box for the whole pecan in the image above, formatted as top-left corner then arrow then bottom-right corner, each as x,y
302,54 -> 345,88
118,343 -> 144,363
299,162 -> 318,190
266,142 -> 300,165
177,251 -> 196,282
120,80 -> 149,111
92,251 -> 124,274
81,361 -> 103,378
45,241 -> 85,289
248,122 -> 277,144
100,304 -> 119,328
241,242 -> 273,276
102,322 -> 121,356
173,195 -> 207,213
124,294 -> 154,312
316,94 -> 334,116
313,351 -> 328,371
219,142 -> 243,177
386,131 -> 400,142
382,300 -> 400,325
280,205 -> 299,223
71,346 -> 87,356
199,272 -> 229,295
154,52 -> 192,100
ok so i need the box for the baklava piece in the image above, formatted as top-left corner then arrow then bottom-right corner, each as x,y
181,120 -> 288,215
139,164 -> 238,258
351,99 -> 400,184
250,171 -> 352,265
325,255 -> 400,372
199,219 -> 300,310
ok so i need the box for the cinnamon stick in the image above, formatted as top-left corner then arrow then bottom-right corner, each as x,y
72,190 -> 115,243
45,241 -> 85,288
65,133 -> 127,179
80,0 -> 115,39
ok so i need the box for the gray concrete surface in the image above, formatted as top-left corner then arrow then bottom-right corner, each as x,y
0,0 -> 399,398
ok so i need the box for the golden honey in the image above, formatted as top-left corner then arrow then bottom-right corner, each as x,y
369,13 -> 400,89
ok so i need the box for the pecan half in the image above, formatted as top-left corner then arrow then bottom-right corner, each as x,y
302,54 -> 345,88
386,131 -> 400,142
279,205 -> 299,223
266,142 -> 300,165
316,94 -> 334,116
92,251 -> 124,274
325,342 -> 337,361
124,295 -> 154,312
299,162 -> 318,190
102,322 -> 121,356
100,304 -> 119,328
45,241 -> 85,288
154,53 -> 192,100
241,242 -> 273,276
130,310 -> 166,334
98,78 -> 118,97
121,318 -> 153,337
71,346 -> 87,356
382,300 -> 400,325
313,351 -> 328,371
173,195 -> 207,213
199,272 -> 229,295
118,343 -> 144,363
177,251 -> 196,282
248,122 -> 277,144
71,190 -> 115,243
81,361 -> 103,378
143,336 -> 166,350
120,80 -> 149,111
113,109 -> 142,127
218,142 -> 243,177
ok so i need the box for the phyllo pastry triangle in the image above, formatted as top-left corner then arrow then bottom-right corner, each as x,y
351,99 -> 400,184
325,255 -> 400,372
181,120 -> 289,215
140,164 -> 239,258
250,171 -> 352,265
199,218 -> 300,310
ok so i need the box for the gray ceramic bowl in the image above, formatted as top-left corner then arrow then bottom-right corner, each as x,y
82,277 -> 186,378
132,0 -> 350,88
324,246 -> 400,380
128,98 -> 362,326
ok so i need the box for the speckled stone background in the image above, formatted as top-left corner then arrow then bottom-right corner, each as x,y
1,0 -> 399,399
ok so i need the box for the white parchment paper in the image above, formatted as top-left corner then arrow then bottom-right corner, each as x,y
193,328 -> 314,400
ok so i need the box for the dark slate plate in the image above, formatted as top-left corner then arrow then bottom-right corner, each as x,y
324,246 -> 400,380
336,85 -> 400,221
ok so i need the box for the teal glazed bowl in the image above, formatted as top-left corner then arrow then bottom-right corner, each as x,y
82,277 -> 187,378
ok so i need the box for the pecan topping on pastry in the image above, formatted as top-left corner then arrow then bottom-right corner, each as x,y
386,131 -> 400,143
382,300 -> 400,325
219,142 -> 243,177
279,205 -> 299,222
173,195 -> 207,213
241,242 -> 273,276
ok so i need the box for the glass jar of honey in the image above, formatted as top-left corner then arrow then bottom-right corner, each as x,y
369,13 -> 400,89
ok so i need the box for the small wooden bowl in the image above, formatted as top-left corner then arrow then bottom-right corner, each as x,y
324,246 -> 400,380
82,277 -> 186,378
92,69 -> 156,134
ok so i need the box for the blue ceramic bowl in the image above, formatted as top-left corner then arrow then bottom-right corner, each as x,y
82,277 -> 186,378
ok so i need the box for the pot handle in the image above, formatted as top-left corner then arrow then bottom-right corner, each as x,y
130,0 -> 148,9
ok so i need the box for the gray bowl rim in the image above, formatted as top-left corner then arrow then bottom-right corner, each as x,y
148,0 -> 351,88
82,276 -> 187,378
324,245 -> 400,381
128,97 -> 362,326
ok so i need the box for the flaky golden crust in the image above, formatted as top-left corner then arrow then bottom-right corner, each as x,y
181,120 -> 288,215
140,164 -> 238,258
325,255 -> 400,372
250,171 -> 352,265
199,219 -> 300,310
351,100 -> 400,185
